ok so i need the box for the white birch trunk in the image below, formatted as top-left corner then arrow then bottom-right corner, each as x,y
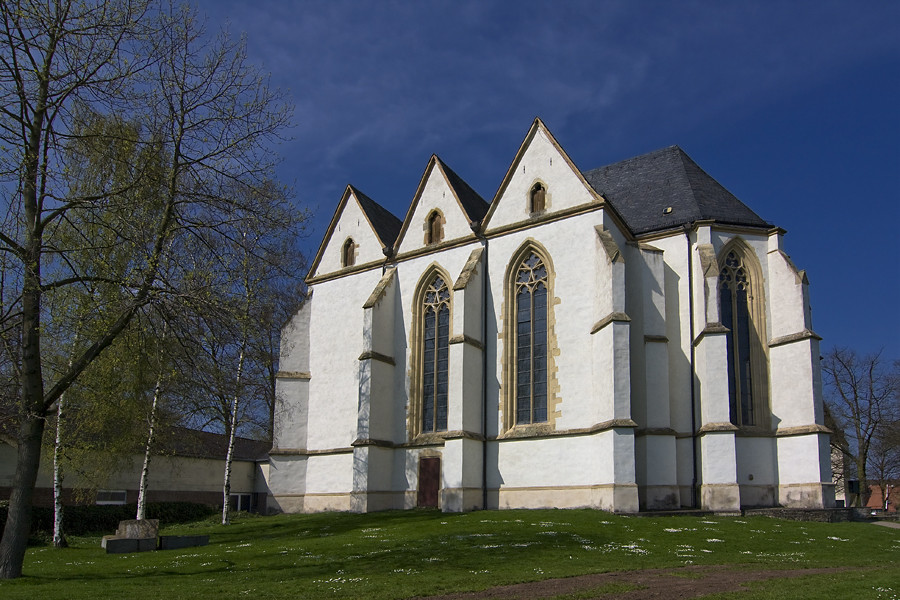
52,331 -> 78,548
51,393 -> 66,548
221,340 -> 246,525
136,372 -> 162,521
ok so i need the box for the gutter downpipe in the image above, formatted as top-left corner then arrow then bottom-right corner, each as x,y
685,223 -> 699,509
472,221 -> 489,511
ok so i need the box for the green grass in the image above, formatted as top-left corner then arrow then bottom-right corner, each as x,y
1,510 -> 898,599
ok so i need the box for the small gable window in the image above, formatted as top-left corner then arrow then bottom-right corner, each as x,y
530,183 -> 546,214
342,238 -> 356,267
426,211 -> 443,246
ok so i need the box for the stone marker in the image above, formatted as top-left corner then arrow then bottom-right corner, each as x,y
116,519 -> 159,539
101,519 -> 160,554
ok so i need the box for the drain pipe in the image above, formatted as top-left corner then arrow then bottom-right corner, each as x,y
685,223 -> 699,509
471,221 -> 489,510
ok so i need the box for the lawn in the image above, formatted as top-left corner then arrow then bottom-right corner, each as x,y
1,510 -> 897,599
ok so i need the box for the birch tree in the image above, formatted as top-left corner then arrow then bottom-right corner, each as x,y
0,0 -> 294,578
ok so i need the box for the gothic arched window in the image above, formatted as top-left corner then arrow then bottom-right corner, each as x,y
342,238 -> 355,267
514,252 -> 549,424
421,275 -> 450,433
719,246 -> 769,427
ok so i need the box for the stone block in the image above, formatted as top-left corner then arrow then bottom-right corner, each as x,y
158,535 -> 210,550
103,536 -> 158,553
116,519 -> 159,539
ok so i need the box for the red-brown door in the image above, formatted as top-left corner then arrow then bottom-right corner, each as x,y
417,457 -> 440,508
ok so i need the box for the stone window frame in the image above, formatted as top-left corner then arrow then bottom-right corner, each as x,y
408,263 -> 454,439
500,240 -> 561,434
718,237 -> 770,430
341,237 -> 356,267
425,209 -> 445,246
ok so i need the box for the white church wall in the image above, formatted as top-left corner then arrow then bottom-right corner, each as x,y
306,271 -> 382,451
302,453 -> 354,511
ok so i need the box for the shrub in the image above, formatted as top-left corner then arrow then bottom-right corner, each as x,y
0,501 -> 217,539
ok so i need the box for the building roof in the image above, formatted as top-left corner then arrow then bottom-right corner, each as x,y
350,185 -> 404,248
582,145 -> 771,235
435,156 -> 490,223
163,428 -> 271,462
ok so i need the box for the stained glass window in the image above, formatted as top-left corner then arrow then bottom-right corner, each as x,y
422,275 -> 450,432
515,252 -> 548,424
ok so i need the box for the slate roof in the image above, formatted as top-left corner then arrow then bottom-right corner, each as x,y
582,146 -> 771,235
435,156 -> 490,223
350,185 -> 403,248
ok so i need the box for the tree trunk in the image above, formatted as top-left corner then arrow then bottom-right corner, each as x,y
222,341 -> 246,526
0,417 -> 46,578
52,394 -> 67,548
136,373 -> 162,521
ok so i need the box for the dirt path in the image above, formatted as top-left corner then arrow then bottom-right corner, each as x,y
417,565 -> 851,599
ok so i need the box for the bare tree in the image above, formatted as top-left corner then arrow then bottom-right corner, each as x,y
0,0 -> 294,578
823,348 -> 900,508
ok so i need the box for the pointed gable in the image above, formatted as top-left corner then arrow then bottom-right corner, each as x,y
393,155 -> 488,256
482,118 -> 602,233
307,185 -> 402,281
582,146 -> 771,235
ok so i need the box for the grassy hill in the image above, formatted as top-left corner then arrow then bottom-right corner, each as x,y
1,509 -> 897,599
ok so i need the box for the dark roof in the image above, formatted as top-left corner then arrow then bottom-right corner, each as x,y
162,428 -> 271,461
350,185 -> 403,248
435,156 -> 490,223
582,146 -> 771,235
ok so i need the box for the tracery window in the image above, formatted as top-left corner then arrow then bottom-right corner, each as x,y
514,252 -> 548,424
421,275 -> 450,432
718,247 -> 768,427
530,183 -> 546,213
341,238 -> 355,267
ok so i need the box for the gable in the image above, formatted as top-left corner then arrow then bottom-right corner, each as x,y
307,186 -> 398,280
393,156 -> 486,256
483,119 -> 602,233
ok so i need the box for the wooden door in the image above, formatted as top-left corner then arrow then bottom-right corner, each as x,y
417,457 -> 440,508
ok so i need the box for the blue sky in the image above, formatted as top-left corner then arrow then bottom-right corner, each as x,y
197,0 -> 899,359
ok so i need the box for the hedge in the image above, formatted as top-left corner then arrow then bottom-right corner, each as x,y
0,501 -> 217,538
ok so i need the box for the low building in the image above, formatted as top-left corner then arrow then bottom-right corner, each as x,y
0,427 -> 270,512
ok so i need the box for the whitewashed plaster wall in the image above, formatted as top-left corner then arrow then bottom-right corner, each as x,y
306,270 -> 384,451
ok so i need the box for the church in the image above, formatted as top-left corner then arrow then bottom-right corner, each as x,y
268,118 -> 834,514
